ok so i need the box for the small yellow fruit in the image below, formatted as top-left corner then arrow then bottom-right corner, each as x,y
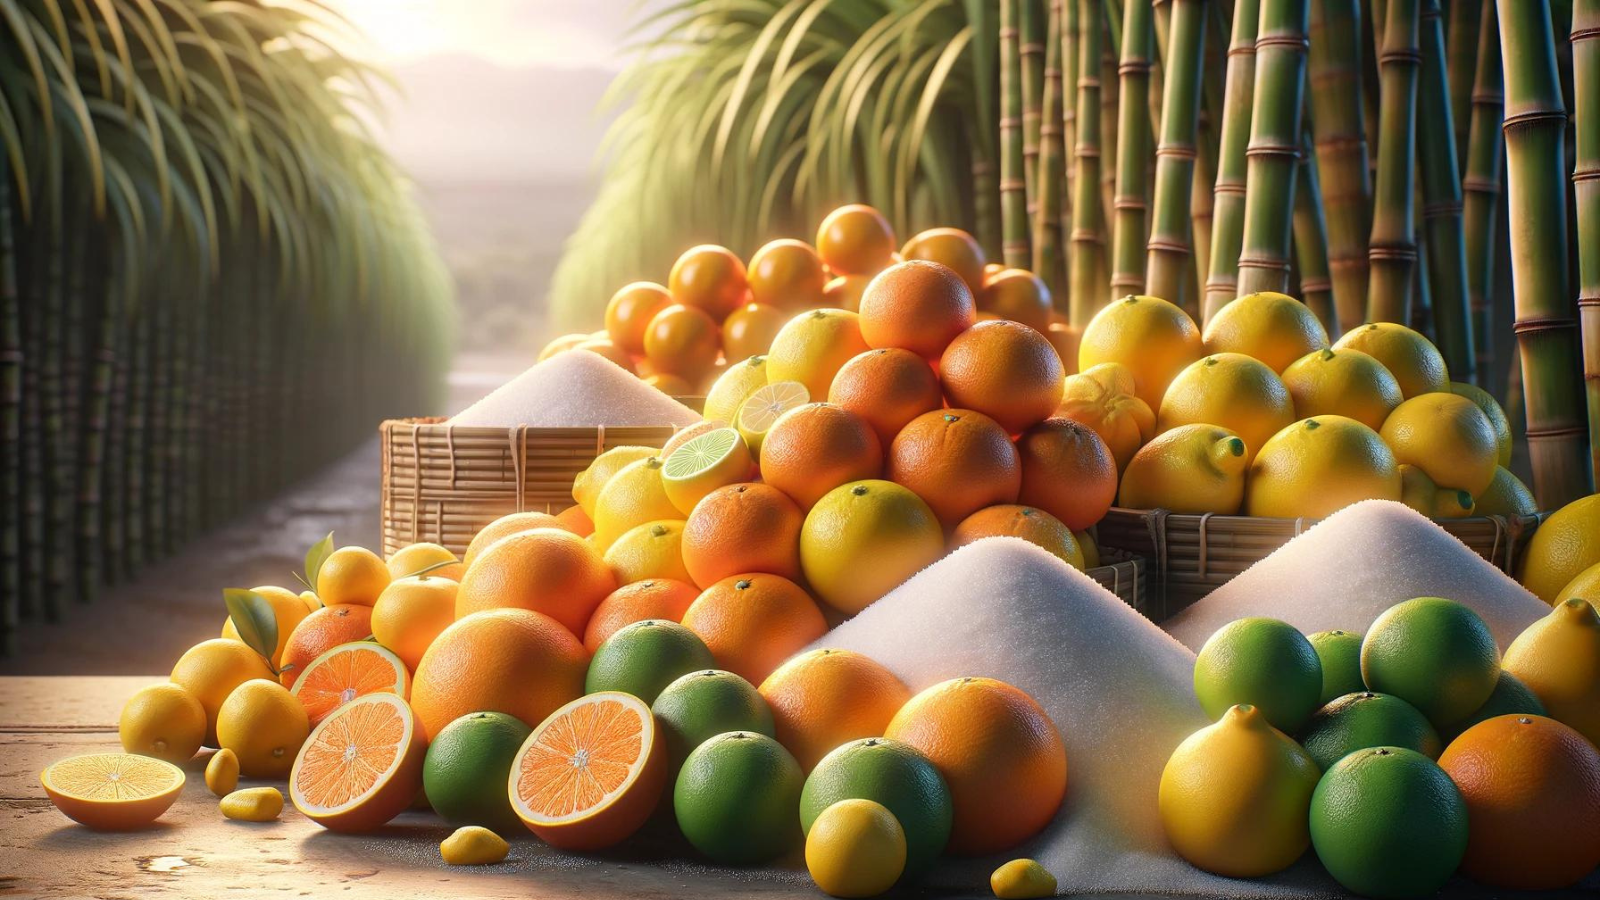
1118,424 -> 1248,514
205,748 -> 240,797
1158,354 -> 1295,465
1201,291 -> 1329,374
1399,464 -> 1476,518
573,445 -> 658,518
1056,363 -> 1157,471
1380,392 -> 1499,496
221,585 -> 312,668
990,859 -> 1057,899
119,683 -> 207,764
591,456 -> 682,551
1519,493 -> 1600,604
215,679 -> 310,779
703,355 -> 771,426
1448,381 -> 1514,467
1475,466 -> 1539,518
1331,322 -> 1449,399
300,590 -> 322,613
385,542 -> 464,581
316,546 -> 391,607
170,638 -> 275,746
766,308 -> 871,401
800,480 -> 945,615
1554,560 -> 1600,614
440,825 -> 510,865
805,799 -> 907,898
1077,294 -> 1204,411
370,574 -> 459,672
602,520 -> 693,585
1502,598 -> 1600,748
1074,529 -> 1100,569
1246,416 -> 1402,519
220,787 -> 284,822
1279,348 -> 1403,431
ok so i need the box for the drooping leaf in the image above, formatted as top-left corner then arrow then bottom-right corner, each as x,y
223,588 -> 278,668
303,531 -> 334,591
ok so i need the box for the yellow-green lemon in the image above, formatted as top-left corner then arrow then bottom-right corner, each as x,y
1380,392 -> 1499,496
1280,347 -> 1403,431
1245,416 -> 1401,519
1475,466 -> 1538,518
1201,291 -> 1329,373
990,859 -> 1057,899
602,520 -> 693,585
1331,322 -> 1449,398
591,456 -> 681,551
1399,464 -> 1476,518
805,799 -> 906,898
1158,354 -> 1295,465
1502,598 -> 1600,747
1448,381 -> 1514,467
440,825 -> 510,865
1118,424 -> 1248,514
703,355 -> 770,425
572,445 -> 657,518
1519,493 -> 1600,604
1077,295 -> 1204,410
1554,560 -> 1600,614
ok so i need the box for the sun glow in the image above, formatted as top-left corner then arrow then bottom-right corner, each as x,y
324,0 -> 630,69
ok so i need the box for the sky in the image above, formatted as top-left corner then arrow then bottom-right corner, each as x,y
325,0 -> 644,70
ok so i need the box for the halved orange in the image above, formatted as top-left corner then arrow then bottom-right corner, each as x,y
290,692 -> 425,833
509,691 -> 666,850
41,753 -> 184,830
290,641 -> 410,727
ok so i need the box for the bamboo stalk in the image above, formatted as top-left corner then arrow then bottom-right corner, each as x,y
1190,132 -> 1216,302
1366,0 -> 1422,324
1237,0 -> 1313,296
1294,130 -> 1337,331
1002,0 -> 1033,268
1062,0 -> 1079,258
1146,0 -> 1208,311
1070,0 -> 1108,324
1574,0 -> 1600,486
1203,0 -> 1261,322
1110,0 -> 1155,298
1308,0 -> 1372,333
1101,27 -> 1121,234
1022,0 -> 1047,213
1035,0 -> 1068,299
1463,0 -> 1503,392
1416,0 -> 1475,382
1445,0 -> 1482,169
964,0 -> 1003,256
0,154 -> 18,653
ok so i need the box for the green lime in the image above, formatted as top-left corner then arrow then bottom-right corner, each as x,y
585,619 -> 716,703
1194,617 -> 1324,733
1361,597 -> 1500,729
800,738 -> 952,875
421,711 -> 532,832
1308,629 -> 1365,704
674,731 -> 803,865
652,669 -> 775,771
1298,692 -> 1441,771
1309,747 -> 1468,899
1442,670 -> 1546,743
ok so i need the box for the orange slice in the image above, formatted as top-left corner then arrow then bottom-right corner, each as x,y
290,641 -> 410,727
41,753 -> 184,830
509,691 -> 666,850
290,692 -> 425,833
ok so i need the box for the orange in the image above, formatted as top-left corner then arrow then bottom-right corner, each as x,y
573,338 -> 638,375
978,268 -> 1053,332
823,274 -> 871,312
767,308 -> 872,401
857,261 -> 977,360
456,528 -> 617,637
758,648 -> 913,772
582,578 -> 701,653
1438,715 -> 1600,890
951,505 -> 1085,569
1015,417 -> 1119,531
669,244 -> 749,322
681,482 -> 805,588
828,348 -> 946,448
885,677 -> 1067,856
464,511 -> 569,567
681,574 -> 828,685
1057,363 -> 1158,471
605,282 -> 672,355
411,608 -> 588,742
939,321 -> 1065,434
1045,321 -> 1082,375
290,641 -> 410,727
748,238 -> 827,310
644,372 -> 696,396
370,574 -> 459,671
289,692 -> 426,833
316,546 -> 390,608
722,302 -> 787,362
759,403 -> 884,510
40,754 -> 184,830
901,227 -> 987,293
386,543 -> 465,582
509,691 -> 668,850
816,204 -> 896,275
644,303 -> 723,383
555,504 -> 595,537
1078,294 -> 1204,410
279,605 -> 374,688
887,410 -> 1022,529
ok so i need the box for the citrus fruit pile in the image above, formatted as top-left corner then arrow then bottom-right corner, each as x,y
1161,595 -> 1600,896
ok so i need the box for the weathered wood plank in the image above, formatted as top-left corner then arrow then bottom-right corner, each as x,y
1,675 -> 151,730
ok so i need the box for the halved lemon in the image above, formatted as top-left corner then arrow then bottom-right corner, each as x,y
661,428 -> 754,514
290,692 -> 425,833
509,691 -> 666,850
290,641 -> 410,727
41,753 -> 184,830
736,380 -> 809,458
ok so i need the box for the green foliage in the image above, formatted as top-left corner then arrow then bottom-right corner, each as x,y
222,588 -> 278,672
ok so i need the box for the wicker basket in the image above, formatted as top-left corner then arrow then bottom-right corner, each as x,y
379,417 -> 679,557
1095,507 -> 1545,618
1085,546 -> 1155,621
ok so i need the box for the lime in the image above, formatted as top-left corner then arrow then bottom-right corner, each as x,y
1298,692 -> 1441,771
800,738 -> 952,875
1308,630 -> 1366,705
1194,617 -> 1323,733
585,619 -> 716,704
674,731 -> 804,865
422,711 -> 532,833
1361,597 -> 1499,729
736,380 -> 809,457
1441,670 -> 1546,743
661,428 -> 753,515
1310,747 -> 1468,899
653,669 -> 775,770
805,799 -> 906,897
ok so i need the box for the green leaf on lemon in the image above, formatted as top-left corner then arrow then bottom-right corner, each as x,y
303,531 -> 335,591
223,588 -> 279,671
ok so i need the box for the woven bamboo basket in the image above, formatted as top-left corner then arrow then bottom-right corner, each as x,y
1095,507 -> 1546,617
1084,546 -> 1154,620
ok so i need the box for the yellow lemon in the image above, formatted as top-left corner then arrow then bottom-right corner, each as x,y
170,638 -> 275,746
1331,322 -> 1449,398
1448,381 -> 1513,467
805,799 -> 907,898
1202,291 -> 1329,373
221,585 -> 312,668
703,355 -> 771,426
119,683 -> 207,764
591,455 -> 682,551
736,380 -> 810,458
1475,466 -> 1538,517
1280,348 -> 1404,431
1056,362 -> 1157,471
1246,416 -> 1402,519
800,480 -> 945,615
766,308 -> 871,401
1158,704 -> 1321,878
205,748 -> 240,797
385,542 -> 464,581
1078,294 -> 1204,410
661,427 -> 753,515
220,787 -> 284,822
214,678 -> 310,779
316,546 -> 391,608
602,520 -> 693,585
1555,560 -> 1600,614
1399,464 -> 1476,518
1519,493 -> 1600,603
1118,424 -> 1248,514
990,859 -> 1057,899
1074,529 -> 1099,568
1379,392 -> 1499,496
1158,354 -> 1296,464
573,445 -> 658,518
299,590 -> 322,613
441,825 -> 510,865
1502,598 -> 1600,747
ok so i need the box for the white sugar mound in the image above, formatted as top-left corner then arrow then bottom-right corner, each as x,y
449,351 -> 702,427
1165,500 -> 1548,652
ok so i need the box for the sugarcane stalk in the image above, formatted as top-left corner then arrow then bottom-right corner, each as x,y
1308,0 -> 1372,333
1416,0 -> 1475,382
1237,0 -> 1312,296
1071,0 -> 1108,323
1001,0 -> 1033,268
1445,0 -> 1481,165
1367,0 -> 1422,324
1463,0 -> 1503,391
1036,0 -> 1068,299
1062,0 -> 1079,254
1202,0 -> 1261,322
1022,0 -> 1047,213
964,0 -> 1003,256
0,154 -> 19,653
1190,132 -> 1216,301
1146,0 -> 1208,311
1575,0 -> 1600,486
1294,129 -> 1337,330
1111,0 -> 1155,297
1101,27 -> 1121,234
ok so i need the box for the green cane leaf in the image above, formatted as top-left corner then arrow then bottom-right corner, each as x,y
223,588 -> 279,669
304,531 -> 335,591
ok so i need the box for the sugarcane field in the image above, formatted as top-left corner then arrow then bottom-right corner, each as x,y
6,1 -> 1600,898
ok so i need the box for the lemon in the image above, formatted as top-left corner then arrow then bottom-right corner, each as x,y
1245,416 -> 1401,519
703,355 -> 771,426
1158,354 -> 1296,464
1280,348 -> 1403,431
41,754 -> 184,830
221,585 -> 311,668
221,787 -> 284,822
591,455 -> 682,551
1475,466 -> 1539,518
1202,291 -> 1329,373
1078,294 -> 1204,410
990,859 -> 1057,899
170,638 -> 275,746
1057,362 -> 1157,471
1502,598 -> 1600,747
440,825 -> 510,865
214,678 -> 310,779
800,480 -> 945,615
1074,529 -> 1099,568
385,543 -> 463,581
119,683 -> 207,764
300,590 -> 322,613
767,308 -> 871,401
1331,322 -> 1449,398
1555,560 -> 1600,614
1399,464 -> 1476,518
1448,381 -> 1513,467
316,546 -> 391,607
205,748 -> 240,796
805,799 -> 906,898
1380,392 -> 1499,496
602,520 -> 693,585
1118,424 -> 1248,514
736,380 -> 810,458
662,427 -> 753,515
574,445 -> 658,518
1519,493 -> 1600,603
1158,704 -> 1321,878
